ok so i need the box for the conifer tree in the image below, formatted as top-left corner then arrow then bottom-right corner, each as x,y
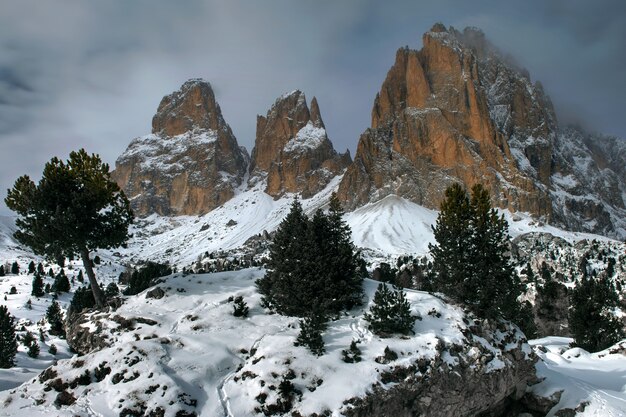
429,184 -> 525,326
69,286 -> 96,316
232,296 -> 249,318
295,311 -> 327,356
46,301 -> 64,336
429,183 -> 472,301
23,331 -> 40,358
52,271 -> 71,293
5,149 -> 133,308
28,261 -> 35,274
0,305 -> 18,368
37,263 -> 44,275
11,261 -> 19,275
569,274 -> 625,352
0,265 -> 4,277
364,283 -> 416,336
257,195 -> 362,317
257,198 -> 311,316
32,273 -> 44,297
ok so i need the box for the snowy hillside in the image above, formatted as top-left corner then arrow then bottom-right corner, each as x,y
0,269 -> 536,417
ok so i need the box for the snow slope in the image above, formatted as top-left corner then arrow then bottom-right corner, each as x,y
0,270 -> 529,417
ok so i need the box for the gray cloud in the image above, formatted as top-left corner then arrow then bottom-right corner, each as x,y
0,0 -> 625,214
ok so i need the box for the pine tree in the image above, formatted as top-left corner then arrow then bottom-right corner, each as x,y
31,273 -> 44,297
0,305 -> 18,368
52,271 -> 70,293
295,311 -> 327,356
256,198 -> 311,316
23,331 -> 40,358
77,270 -> 84,283
342,340 -> 362,363
28,261 -> 35,274
430,184 -> 525,325
11,261 -> 19,275
5,149 -> 134,308
46,301 -> 64,336
37,263 -> 44,275
569,275 -> 625,352
0,265 -> 4,276
105,282 -> 119,298
429,183 -> 472,301
69,286 -> 96,316
256,195 -> 362,317
232,296 -> 249,318
364,283 -> 416,336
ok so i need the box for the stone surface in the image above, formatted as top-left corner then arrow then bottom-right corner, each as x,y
249,90 -> 351,198
337,24 -> 626,239
344,319 -> 538,417
112,79 -> 248,217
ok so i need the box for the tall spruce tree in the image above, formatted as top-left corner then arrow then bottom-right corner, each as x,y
0,305 -> 18,368
31,273 -> 45,297
28,261 -> 35,274
5,149 -> 133,308
430,184 -> 525,325
257,195 -> 362,317
569,274 -> 625,352
257,198 -> 311,316
46,301 -> 65,336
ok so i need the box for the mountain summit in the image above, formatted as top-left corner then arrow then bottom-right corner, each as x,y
337,24 -> 625,239
112,79 -> 248,216
249,90 -> 351,198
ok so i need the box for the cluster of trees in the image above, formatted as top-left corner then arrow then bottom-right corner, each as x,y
257,194 -> 363,317
122,262 -> 172,296
428,184 -> 535,336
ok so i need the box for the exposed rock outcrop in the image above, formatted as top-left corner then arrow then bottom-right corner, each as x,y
338,24 -> 626,239
249,90 -> 351,198
112,79 -> 248,217
343,320 -> 538,417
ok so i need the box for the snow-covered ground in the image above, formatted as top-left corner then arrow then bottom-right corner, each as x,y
529,337 -> 626,416
0,186 -> 625,415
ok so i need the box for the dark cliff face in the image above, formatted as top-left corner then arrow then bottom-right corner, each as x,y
338,24 -> 625,239
112,79 -> 248,217
249,90 -> 350,198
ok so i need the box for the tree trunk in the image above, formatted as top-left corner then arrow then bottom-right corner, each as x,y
80,247 -> 106,309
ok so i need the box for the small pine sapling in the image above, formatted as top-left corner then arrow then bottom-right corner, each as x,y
341,340 -> 362,363
232,296 -> 249,318
48,343 -> 57,355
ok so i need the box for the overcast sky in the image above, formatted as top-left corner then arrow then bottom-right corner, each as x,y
1,0 -> 625,214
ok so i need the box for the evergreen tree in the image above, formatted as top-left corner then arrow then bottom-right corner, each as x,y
257,198 -> 311,316
69,286 -> 96,315
123,262 -> 172,296
294,311 -> 327,356
0,305 -> 18,368
429,183 -> 472,301
569,275 -> 625,352
11,261 -> 19,275
256,195 -> 362,317
77,270 -> 84,283
37,263 -> 44,275
5,149 -> 134,308
23,331 -> 40,358
28,261 -> 35,274
232,296 -> 249,318
105,282 -> 119,298
341,340 -> 362,363
52,271 -> 71,293
31,273 -> 44,297
429,184 -> 525,324
364,283 -> 416,336
48,343 -> 57,355
46,301 -> 64,336
0,265 -> 4,276
48,268 -> 54,277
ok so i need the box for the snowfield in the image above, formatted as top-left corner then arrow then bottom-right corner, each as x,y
0,188 -> 625,416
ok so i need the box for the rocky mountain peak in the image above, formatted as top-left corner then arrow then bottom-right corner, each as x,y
249,91 -> 350,198
339,24 -> 626,239
112,79 -> 248,217
151,78 -> 227,137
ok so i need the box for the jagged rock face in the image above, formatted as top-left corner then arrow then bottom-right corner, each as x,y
344,320 -> 538,417
112,79 -> 248,217
338,24 -> 626,239
249,90 -> 351,198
